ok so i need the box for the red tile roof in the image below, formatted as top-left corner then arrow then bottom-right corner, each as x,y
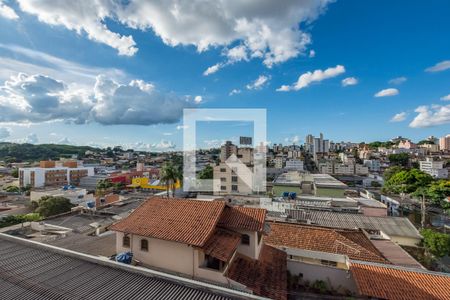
351,261 -> 450,300
109,197 -> 226,247
227,245 -> 287,300
201,229 -> 241,262
265,222 -> 387,263
219,206 -> 266,232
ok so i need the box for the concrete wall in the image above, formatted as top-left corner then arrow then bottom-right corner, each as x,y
234,229 -> 262,260
272,185 -> 302,197
315,187 -> 345,198
116,232 -> 195,276
287,260 -> 357,294
390,235 -> 421,247
194,250 -> 229,284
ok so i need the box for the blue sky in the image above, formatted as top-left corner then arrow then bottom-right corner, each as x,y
0,0 -> 449,150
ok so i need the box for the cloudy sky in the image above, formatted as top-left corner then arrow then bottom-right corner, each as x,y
0,0 -> 449,150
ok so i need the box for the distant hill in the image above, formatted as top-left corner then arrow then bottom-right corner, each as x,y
0,142 -> 102,163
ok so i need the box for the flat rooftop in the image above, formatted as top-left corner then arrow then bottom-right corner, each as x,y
0,234 -> 258,300
311,174 -> 348,189
273,172 -> 347,189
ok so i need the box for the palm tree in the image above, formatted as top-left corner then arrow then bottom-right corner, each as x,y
161,162 -> 182,197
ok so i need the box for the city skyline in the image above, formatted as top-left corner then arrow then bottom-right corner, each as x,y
0,0 -> 449,150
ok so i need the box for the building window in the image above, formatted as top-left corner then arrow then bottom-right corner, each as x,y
232,185 -> 238,191
123,235 -> 130,247
141,239 -> 148,251
220,186 -> 226,191
231,176 -> 238,182
320,259 -> 337,267
205,255 -> 221,271
241,234 -> 250,245
220,177 -> 226,182
220,168 -> 226,172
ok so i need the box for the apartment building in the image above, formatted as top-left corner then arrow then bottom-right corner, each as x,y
19,160 -> 94,188
220,141 -> 237,162
213,163 -> 253,195
420,157 -> 448,179
318,161 -> 369,175
214,142 -> 255,195
110,197 -> 287,299
439,134 -> 450,151
274,155 -> 285,169
363,159 -> 381,172
398,139 -> 416,149
285,159 -> 304,171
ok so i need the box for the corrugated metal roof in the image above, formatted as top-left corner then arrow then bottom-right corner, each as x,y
0,234 -> 245,300
286,209 -> 422,239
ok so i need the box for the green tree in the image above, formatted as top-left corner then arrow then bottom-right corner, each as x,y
420,229 -> 450,258
413,180 -> 450,212
10,168 -> 18,178
383,166 -> 404,181
161,161 -> 182,197
388,153 -> 410,167
383,168 -> 433,194
198,165 -> 213,179
96,179 -> 113,190
34,196 -> 74,217
4,185 -> 20,193
0,213 -> 42,228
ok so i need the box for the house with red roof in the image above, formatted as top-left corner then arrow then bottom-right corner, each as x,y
109,197 -> 287,300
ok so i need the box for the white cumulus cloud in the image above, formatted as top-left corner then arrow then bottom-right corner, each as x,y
440,94 -> 450,101
277,65 -> 345,91
0,72 -> 190,125
24,133 -> 38,144
425,60 -> 450,72
374,88 -> 399,97
284,135 -> 300,144
0,0 -> 18,19
409,104 -> 450,128
341,77 -> 358,87
390,112 -> 407,122
388,76 -> 407,85
246,75 -> 270,90
229,89 -> 241,96
16,0 -> 332,67
0,127 -> 11,140
194,95 -> 203,103
203,63 -> 223,76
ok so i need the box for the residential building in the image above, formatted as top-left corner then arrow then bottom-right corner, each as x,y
214,143 -> 256,195
30,187 -> 95,206
19,160 -> 94,188
318,161 -> 369,175
272,172 -> 348,198
398,139 -> 416,149
363,159 -> 381,172
285,209 -> 422,246
285,159 -> 304,171
439,134 -> 450,151
274,155 -> 284,169
420,157 -> 448,179
213,163 -> 253,195
351,261 -> 450,300
220,141 -> 237,163
110,197 -> 287,299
